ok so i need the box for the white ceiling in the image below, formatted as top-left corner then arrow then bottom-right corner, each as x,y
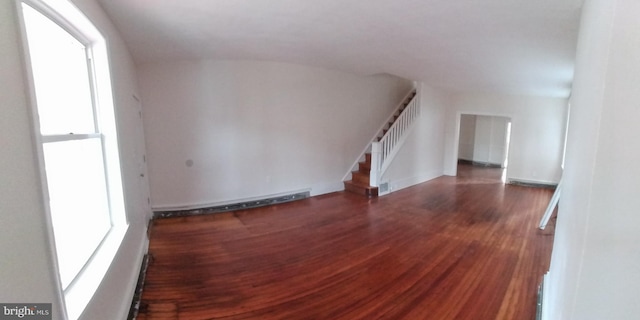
97,0 -> 584,97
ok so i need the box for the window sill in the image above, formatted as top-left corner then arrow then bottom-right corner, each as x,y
63,224 -> 129,320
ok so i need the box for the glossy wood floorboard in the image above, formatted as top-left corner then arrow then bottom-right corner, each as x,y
137,165 -> 556,320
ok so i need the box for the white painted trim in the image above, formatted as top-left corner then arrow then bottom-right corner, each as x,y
539,179 -> 562,229
15,1 -> 128,318
378,108 -> 420,176
65,225 -> 128,320
107,229 -> 149,320
41,133 -> 101,143
21,0 -> 102,43
13,2 -> 68,318
540,272 -> 551,320
450,111 -> 514,177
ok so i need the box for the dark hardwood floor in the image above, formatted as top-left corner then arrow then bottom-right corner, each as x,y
137,164 -> 556,320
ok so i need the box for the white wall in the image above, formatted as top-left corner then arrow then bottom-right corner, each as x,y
444,93 -> 567,184
458,114 -> 476,161
544,0 -> 640,319
138,60 -> 413,210
381,83 -> 448,192
0,0 -> 150,319
472,115 -> 509,166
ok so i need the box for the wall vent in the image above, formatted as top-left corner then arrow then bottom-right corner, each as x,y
153,191 -> 310,219
379,182 -> 389,194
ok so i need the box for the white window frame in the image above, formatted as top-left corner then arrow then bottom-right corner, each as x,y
16,0 -> 129,319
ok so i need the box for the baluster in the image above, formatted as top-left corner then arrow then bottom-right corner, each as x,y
374,89 -> 422,177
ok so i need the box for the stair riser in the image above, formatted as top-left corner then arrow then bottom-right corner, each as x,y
358,162 -> 371,173
344,182 -> 378,197
352,172 -> 370,184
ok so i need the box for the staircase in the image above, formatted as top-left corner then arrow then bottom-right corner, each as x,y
344,153 -> 378,197
343,89 -> 419,197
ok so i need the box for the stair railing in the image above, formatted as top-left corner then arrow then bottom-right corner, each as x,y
370,89 -> 421,187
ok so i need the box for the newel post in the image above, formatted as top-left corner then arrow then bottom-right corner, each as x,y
370,142 -> 381,187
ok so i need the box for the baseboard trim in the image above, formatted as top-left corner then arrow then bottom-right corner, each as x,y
458,159 -> 503,168
153,191 -> 311,219
537,273 -> 548,320
127,254 -> 151,320
508,179 -> 557,189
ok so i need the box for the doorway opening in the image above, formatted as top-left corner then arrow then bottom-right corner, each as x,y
456,114 -> 512,183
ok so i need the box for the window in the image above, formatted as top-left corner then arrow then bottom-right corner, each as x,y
19,0 -> 128,319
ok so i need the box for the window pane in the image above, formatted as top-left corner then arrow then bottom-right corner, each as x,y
22,4 -> 95,135
43,139 -> 112,289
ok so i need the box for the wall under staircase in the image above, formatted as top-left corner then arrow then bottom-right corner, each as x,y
343,87 -> 421,197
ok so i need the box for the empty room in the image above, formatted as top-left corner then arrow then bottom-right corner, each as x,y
2,0 -> 640,320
